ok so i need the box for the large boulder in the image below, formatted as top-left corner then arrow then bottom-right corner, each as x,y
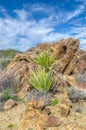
0,53 -> 36,97
52,38 -> 86,75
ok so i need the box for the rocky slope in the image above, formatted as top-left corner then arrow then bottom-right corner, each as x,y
0,38 -> 86,94
0,38 -> 86,130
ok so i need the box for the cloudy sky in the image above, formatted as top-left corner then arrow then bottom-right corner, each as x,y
0,0 -> 86,51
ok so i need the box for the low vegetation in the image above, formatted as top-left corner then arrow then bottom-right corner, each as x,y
0,70 -> 18,91
0,49 -> 21,70
51,98 -> 59,106
0,49 -> 17,58
75,71 -> 86,82
8,124 -> 14,129
2,88 -> 15,101
1,59 -> 11,70
29,50 -> 55,92
28,68 -> 54,92
34,50 -> 54,68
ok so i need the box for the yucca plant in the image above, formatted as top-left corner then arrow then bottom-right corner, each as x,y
28,68 -> 53,92
34,50 -> 54,68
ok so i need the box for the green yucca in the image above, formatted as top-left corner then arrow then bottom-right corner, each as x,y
34,50 -> 54,68
28,68 -> 53,92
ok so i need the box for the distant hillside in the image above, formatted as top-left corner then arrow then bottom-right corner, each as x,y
0,49 -> 22,58
0,49 -> 22,71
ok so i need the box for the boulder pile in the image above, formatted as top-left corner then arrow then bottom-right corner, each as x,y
0,38 -> 86,95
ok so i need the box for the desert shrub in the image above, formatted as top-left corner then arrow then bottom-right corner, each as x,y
0,49 -> 17,58
1,59 -> 11,69
0,70 -> 19,92
2,88 -> 15,101
0,49 -> 18,70
28,68 -> 54,92
51,98 -> 59,106
75,71 -> 86,82
68,88 -> 86,103
34,50 -> 54,68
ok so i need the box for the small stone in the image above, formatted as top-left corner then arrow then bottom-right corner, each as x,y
36,99 -> 45,109
61,105 -> 70,116
42,107 -> 51,115
45,115 -> 61,127
58,99 -> 71,116
25,110 -> 36,119
3,99 -> 17,110
27,99 -> 37,108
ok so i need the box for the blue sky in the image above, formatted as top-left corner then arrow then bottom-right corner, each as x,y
0,0 -> 86,51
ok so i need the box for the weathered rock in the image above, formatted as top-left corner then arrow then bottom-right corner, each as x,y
19,101 -> 47,130
50,42 -> 66,58
45,115 -> 61,127
26,98 -> 45,110
74,61 -> 86,74
60,50 -> 74,73
52,38 -> 86,75
0,38 -> 86,95
3,99 -> 17,110
24,110 -> 37,119
58,99 -> 72,116
0,57 -> 35,98
73,53 -> 86,74
0,37 -> 86,130
36,42 -> 50,52
41,107 -> 51,115
66,38 -> 80,50
55,74 -> 69,92
26,99 -> 37,109
36,99 -> 45,109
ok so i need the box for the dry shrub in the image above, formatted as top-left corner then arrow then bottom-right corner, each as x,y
0,70 -> 19,92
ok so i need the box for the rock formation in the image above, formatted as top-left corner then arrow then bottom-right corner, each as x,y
0,38 -> 86,96
0,38 -> 86,130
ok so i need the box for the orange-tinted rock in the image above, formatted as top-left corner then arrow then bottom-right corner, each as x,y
26,99 -> 37,110
25,110 -> 37,119
35,99 -> 45,109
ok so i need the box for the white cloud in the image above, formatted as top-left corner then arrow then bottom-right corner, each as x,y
14,9 -> 29,20
65,5 -> 85,22
0,3 -> 86,51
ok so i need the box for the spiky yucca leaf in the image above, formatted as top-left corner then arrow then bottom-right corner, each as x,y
28,68 -> 53,92
34,50 -> 54,68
